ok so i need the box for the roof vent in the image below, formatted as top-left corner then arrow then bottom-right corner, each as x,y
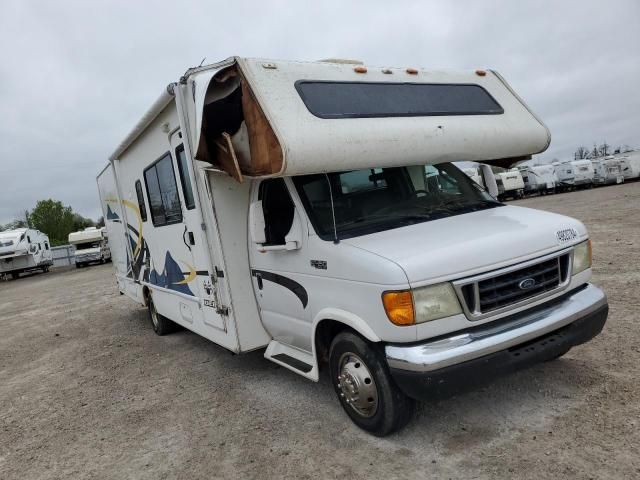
317,58 -> 364,65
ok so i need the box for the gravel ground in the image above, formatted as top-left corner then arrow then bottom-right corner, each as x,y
1,182 -> 639,479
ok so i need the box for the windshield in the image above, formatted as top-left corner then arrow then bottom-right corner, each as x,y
76,241 -> 101,251
293,162 -> 502,240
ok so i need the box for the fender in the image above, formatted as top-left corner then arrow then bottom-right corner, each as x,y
303,308 -> 382,382
311,308 -> 382,343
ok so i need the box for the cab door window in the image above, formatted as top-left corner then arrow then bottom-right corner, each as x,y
259,179 -> 295,246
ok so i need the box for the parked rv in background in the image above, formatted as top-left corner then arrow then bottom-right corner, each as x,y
553,161 -> 575,192
68,227 -> 111,267
519,164 -> 557,195
616,150 -> 640,181
570,159 -> 595,188
0,228 -> 53,279
495,170 -> 525,200
592,156 -> 624,185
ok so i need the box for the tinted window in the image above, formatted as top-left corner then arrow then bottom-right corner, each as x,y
296,81 -> 503,119
135,180 -> 148,222
144,153 -> 183,226
175,145 -> 195,210
339,168 -> 386,194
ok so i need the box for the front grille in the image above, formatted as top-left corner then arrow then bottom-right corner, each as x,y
458,253 -> 571,319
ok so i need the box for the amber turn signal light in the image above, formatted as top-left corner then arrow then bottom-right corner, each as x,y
382,290 -> 415,326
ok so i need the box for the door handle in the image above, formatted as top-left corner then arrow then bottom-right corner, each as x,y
256,273 -> 263,290
182,226 -> 192,252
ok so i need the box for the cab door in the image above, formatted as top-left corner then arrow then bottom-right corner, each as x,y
248,178 -> 311,351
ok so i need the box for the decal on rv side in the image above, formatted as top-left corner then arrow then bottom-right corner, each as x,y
251,269 -> 308,308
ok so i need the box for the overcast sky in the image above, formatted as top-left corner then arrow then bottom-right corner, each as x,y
1,0 -> 638,223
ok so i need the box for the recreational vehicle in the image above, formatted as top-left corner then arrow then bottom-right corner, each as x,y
495,169 -> 525,200
0,228 -> 53,279
592,157 -> 624,185
553,161 -> 575,192
519,164 -> 557,195
68,227 -> 111,267
98,57 -> 608,435
617,151 -> 640,181
570,159 -> 595,188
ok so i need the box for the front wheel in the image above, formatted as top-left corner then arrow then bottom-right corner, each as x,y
329,331 -> 415,436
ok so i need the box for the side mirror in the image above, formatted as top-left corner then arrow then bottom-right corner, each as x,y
249,201 -> 266,244
478,164 -> 499,199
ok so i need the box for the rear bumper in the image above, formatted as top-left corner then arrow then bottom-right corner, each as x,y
385,283 -> 607,400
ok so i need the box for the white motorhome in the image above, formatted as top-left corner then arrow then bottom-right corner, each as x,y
592,157 -> 624,185
495,169 -> 525,200
0,228 -> 53,279
553,161 -> 575,192
519,164 -> 557,195
68,226 -> 111,267
570,159 -> 595,188
617,151 -> 640,181
98,57 -> 608,435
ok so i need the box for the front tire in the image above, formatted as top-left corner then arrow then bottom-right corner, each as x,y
329,331 -> 415,436
147,296 -> 178,336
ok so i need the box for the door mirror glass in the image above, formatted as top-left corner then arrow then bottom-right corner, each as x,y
478,164 -> 499,199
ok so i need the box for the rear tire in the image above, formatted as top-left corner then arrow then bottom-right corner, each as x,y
148,296 -> 178,336
329,331 -> 415,436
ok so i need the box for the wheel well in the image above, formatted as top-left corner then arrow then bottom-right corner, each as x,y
314,319 -> 355,366
142,286 -> 151,306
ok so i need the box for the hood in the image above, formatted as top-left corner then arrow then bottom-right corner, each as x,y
342,205 -> 587,285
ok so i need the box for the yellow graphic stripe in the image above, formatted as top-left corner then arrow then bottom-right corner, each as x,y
174,261 -> 197,285
105,198 -> 143,259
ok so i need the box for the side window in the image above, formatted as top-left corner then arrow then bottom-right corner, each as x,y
143,153 -> 183,227
259,179 -> 295,246
175,145 -> 195,210
135,180 -> 148,222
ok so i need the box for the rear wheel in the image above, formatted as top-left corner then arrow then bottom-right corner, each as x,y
148,295 -> 178,336
329,331 -> 414,436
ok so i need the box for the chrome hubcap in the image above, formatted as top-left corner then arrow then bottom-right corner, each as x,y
337,353 -> 378,418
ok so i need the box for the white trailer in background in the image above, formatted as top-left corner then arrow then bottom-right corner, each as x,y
495,170 -> 525,200
68,227 -> 111,267
592,157 -> 624,185
98,57 -> 607,435
0,228 -> 53,279
570,159 -> 595,188
519,164 -> 557,195
617,151 -> 640,181
553,161 -> 576,192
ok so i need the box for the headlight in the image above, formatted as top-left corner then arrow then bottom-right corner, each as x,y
382,282 -> 462,326
572,239 -> 592,275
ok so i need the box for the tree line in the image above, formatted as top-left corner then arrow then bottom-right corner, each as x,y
574,143 -> 634,160
0,199 -> 103,247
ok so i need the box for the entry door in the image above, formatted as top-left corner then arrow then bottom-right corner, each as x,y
167,131 -> 227,333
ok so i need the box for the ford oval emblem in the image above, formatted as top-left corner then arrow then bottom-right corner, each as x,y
519,278 -> 536,290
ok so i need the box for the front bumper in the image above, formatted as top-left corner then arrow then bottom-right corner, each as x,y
385,283 -> 608,400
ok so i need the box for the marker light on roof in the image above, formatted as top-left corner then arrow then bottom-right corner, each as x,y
475,69 -> 487,76
406,68 -> 418,75
354,66 -> 367,73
